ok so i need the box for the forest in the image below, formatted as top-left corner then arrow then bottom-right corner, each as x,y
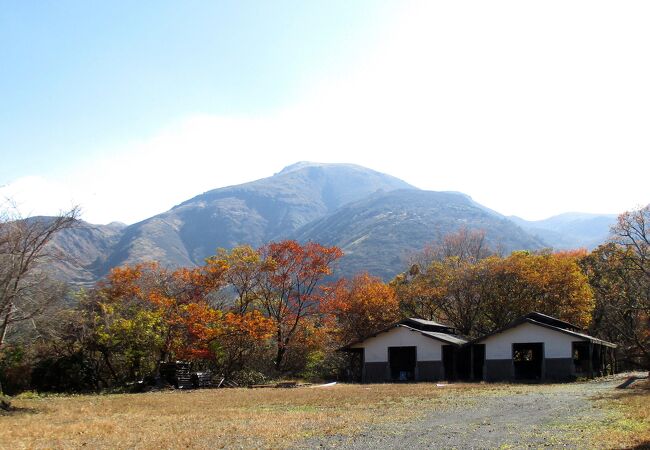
0,205 -> 648,396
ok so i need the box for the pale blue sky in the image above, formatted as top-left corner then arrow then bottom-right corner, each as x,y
2,1 -> 649,224
1,1 -> 398,179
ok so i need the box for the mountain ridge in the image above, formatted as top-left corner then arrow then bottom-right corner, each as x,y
38,162 -> 618,284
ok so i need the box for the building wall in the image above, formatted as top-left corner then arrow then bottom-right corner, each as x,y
483,322 -> 580,360
480,322 -> 587,381
350,326 -> 443,362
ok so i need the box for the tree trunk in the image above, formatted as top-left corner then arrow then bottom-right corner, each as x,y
0,302 -> 14,351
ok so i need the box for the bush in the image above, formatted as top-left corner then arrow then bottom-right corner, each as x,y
0,345 -> 32,396
229,369 -> 269,386
300,350 -> 347,381
31,352 -> 98,393
0,394 -> 11,411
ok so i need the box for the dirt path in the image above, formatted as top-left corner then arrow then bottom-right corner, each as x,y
297,378 -> 622,449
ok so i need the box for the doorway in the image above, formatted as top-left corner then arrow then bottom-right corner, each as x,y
472,344 -> 485,381
512,343 -> 544,380
443,345 -> 456,380
388,346 -> 416,381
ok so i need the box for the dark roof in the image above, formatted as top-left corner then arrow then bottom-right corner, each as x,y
524,312 -> 581,331
339,323 -> 467,351
469,314 -> 616,348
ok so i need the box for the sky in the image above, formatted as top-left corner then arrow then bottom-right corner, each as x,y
1,0 -> 649,225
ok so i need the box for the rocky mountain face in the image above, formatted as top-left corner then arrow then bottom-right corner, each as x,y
43,162 -> 616,284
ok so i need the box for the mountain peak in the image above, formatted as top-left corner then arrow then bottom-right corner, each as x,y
276,161 -> 381,176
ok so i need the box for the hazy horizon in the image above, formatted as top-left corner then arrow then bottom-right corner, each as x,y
2,1 -> 649,224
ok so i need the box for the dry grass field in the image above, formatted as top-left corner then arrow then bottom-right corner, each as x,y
593,378 -> 650,449
1,377 -> 648,449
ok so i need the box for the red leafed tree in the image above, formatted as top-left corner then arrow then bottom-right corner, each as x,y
256,240 -> 343,370
325,272 -> 400,345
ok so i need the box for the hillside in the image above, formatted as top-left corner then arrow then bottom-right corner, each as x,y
40,162 -> 620,284
100,162 -> 414,272
509,213 -> 617,249
291,189 -> 546,280
42,220 -> 126,284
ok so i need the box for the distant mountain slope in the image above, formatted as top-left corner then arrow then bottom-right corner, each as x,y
46,221 -> 126,284
509,212 -> 617,249
291,190 -> 547,280
41,162 -> 621,284
102,162 -> 415,271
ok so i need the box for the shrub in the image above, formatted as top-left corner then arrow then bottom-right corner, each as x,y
0,394 -> 11,411
229,369 -> 269,386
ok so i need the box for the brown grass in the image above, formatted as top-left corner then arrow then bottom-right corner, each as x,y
2,381 -> 642,449
0,383 -> 486,449
593,378 -> 650,449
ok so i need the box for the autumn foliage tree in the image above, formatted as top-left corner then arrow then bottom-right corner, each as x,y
479,250 -> 594,331
394,231 -> 594,338
256,240 -> 343,370
325,272 -> 400,345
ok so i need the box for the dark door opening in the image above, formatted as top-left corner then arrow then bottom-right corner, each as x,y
443,345 -> 456,381
388,346 -> 416,381
513,343 -> 543,380
345,349 -> 364,382
472,344 -> 485,381
572,341 -> 590,376
456,345 -> 472,381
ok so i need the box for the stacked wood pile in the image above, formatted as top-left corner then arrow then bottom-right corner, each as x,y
160,362 -> 193,389
191,371 -> 214,388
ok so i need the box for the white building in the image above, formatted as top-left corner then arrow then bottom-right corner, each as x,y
343,318 -> 467,382
470,312 -> 617,381
343,313 -> 616,383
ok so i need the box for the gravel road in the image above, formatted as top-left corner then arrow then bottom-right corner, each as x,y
296,377 -> 628,449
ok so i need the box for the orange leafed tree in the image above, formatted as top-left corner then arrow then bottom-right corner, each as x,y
325,272 -> 400,345
480,250 -> 594,330
99,262 -> 229,366
256,240 -> 343,370
213,310 -> 274,377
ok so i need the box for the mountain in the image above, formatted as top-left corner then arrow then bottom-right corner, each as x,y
43,220 -> 126,284
91,162 -> 415,274
291,189 -> 546,280
41,162 -> 619,284
509,212 -> 617,250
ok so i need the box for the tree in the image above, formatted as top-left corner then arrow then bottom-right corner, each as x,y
395,229 -> 495,336
395,233 -> 594,338
611,205 -> 650,281
92,262 -> 228,380
582,244 -> 649,368
325,272 -> 400,345
208,311 -> 274,378
480,250 -> 594,331
581,205 -> 650,369
408,227 -> 494,269
206,246 -> 261,313
256,240 -> 342,370
0,206 -> 79,352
